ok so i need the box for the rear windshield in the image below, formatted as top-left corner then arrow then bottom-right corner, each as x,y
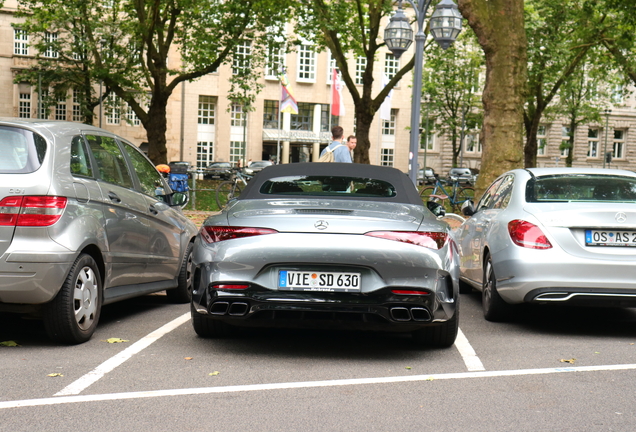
0,126 -> 47,173
527,174 -> 636,202
259,175 -> 397,198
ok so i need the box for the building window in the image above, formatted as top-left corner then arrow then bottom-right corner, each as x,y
55,95 -> 67,120
355,57 -> 367,85
14,29 -> 29,56
384,53 -> 399,81
612,84 -> 624,105
39,89 -> 50,119
230,141 -> 244,163
230,103 -> 245,127
43,32 -> 58,58
297,43 -> 316,82
126,105 -> 140,126
290,102 -> 312,131
587,128 -> 598,157
537,125 -> 547,156
106,93 -> 120,124
613,130 -> 624,159
198,95 -> 215,125
263,100 -> 279,129
380,148 -> 394,166
265,45 -> 284,79
327,52 -> 337,84
232,41 -> 251,75
320,104 -> 330,132
19,93 -> 31,118
197,141 -> 213,168
560,126 -> 570,157
464,133 -> 481,153
382,109 -> 397,135
72,89 -> 82,122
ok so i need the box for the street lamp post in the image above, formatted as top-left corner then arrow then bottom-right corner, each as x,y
384,0 -> 462,184
602,108 -> 611,168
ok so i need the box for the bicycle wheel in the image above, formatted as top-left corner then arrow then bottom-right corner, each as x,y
451,187 -> 475,213
420,186 -> 438,203
215,181 -> 242,209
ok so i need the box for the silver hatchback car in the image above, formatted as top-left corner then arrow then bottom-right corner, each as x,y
0,119 -> 198,344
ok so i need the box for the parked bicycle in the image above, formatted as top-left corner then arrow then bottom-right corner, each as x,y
215,168 -> 252,209
420,176 -> 475,213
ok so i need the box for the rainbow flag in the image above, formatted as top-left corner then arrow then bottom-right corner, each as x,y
279,73 -> 298,115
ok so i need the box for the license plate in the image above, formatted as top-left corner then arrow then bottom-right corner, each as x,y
585,230 -> 636,247
278,271 -> 361,292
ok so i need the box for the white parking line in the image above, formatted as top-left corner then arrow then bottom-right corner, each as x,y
54,312 -> 191,396
454,328 -> 485,371
4,363 -> 636,410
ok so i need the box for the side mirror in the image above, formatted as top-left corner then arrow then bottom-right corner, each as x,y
169,191 -> 189,208
427,201 -> 446,217
461,200 -> 476,216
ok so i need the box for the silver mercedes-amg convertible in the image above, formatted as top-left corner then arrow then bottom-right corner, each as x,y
190,162 -> 459,347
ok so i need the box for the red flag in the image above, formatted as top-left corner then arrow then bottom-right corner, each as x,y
331,69 -> 345,116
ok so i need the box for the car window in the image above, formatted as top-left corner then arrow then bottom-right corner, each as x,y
491,175 -> 514,209
260,175 -> 397,197
70,136 -> 93,177
122,141 -> 164,196
0,126 -> 46,173
527,174 -> 636,202
476,177 -> 504,211
86,134 -> 134,188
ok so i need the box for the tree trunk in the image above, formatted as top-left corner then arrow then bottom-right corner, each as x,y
458,0 -> 526,197
352,100 -> 376,164
145,95 -> 169,165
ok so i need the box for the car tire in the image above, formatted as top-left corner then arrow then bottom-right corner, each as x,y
412,299 -> 459,348
482,254 -> 513,321
166,242 -> 194,304
43,253 -> 102,344
191,303 -> 232,338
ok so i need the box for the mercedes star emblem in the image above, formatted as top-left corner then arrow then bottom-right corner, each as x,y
615,212 -> 627,223
314,220 -> 329,230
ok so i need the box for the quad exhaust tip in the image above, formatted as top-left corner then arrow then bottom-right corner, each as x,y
209,301 -> 249,316
390,306 -> 431,322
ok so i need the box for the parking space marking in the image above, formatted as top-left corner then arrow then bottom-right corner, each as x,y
454,328 -> 485,371
54,312 -> 191,396
4,363 -> 636,410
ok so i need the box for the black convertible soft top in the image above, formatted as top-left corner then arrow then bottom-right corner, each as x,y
238,162 -> 423,205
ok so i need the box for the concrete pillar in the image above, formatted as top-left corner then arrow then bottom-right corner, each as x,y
312,142 -> 321,161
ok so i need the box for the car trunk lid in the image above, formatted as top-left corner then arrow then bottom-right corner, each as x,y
224,199 -> 430,234
524,202 -> 636,258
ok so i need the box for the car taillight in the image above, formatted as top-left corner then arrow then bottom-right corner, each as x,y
0,196 -> 67,227
200,226 -> 278,243
364,231 -> 448,250
391,289 -> 431,295
212,284 -> 249,290
508,219 -> 552,249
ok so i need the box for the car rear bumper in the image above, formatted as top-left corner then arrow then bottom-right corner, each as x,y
191,284 -> 456,332
491,248 -> 636,305
0,252 -> 74,304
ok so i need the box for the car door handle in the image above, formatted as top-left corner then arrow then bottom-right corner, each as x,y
107,192 -> 121,203
149,205 -> 159,215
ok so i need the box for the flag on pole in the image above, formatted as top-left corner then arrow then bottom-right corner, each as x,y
380,74 -> 393,121
279,72 -> 298,115
331,68 -> 345,116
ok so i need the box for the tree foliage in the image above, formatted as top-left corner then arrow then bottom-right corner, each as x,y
422,29 -> 483,168
521,0 -> 614,168
16,0 -> 292,164
294,0 -> 417,164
